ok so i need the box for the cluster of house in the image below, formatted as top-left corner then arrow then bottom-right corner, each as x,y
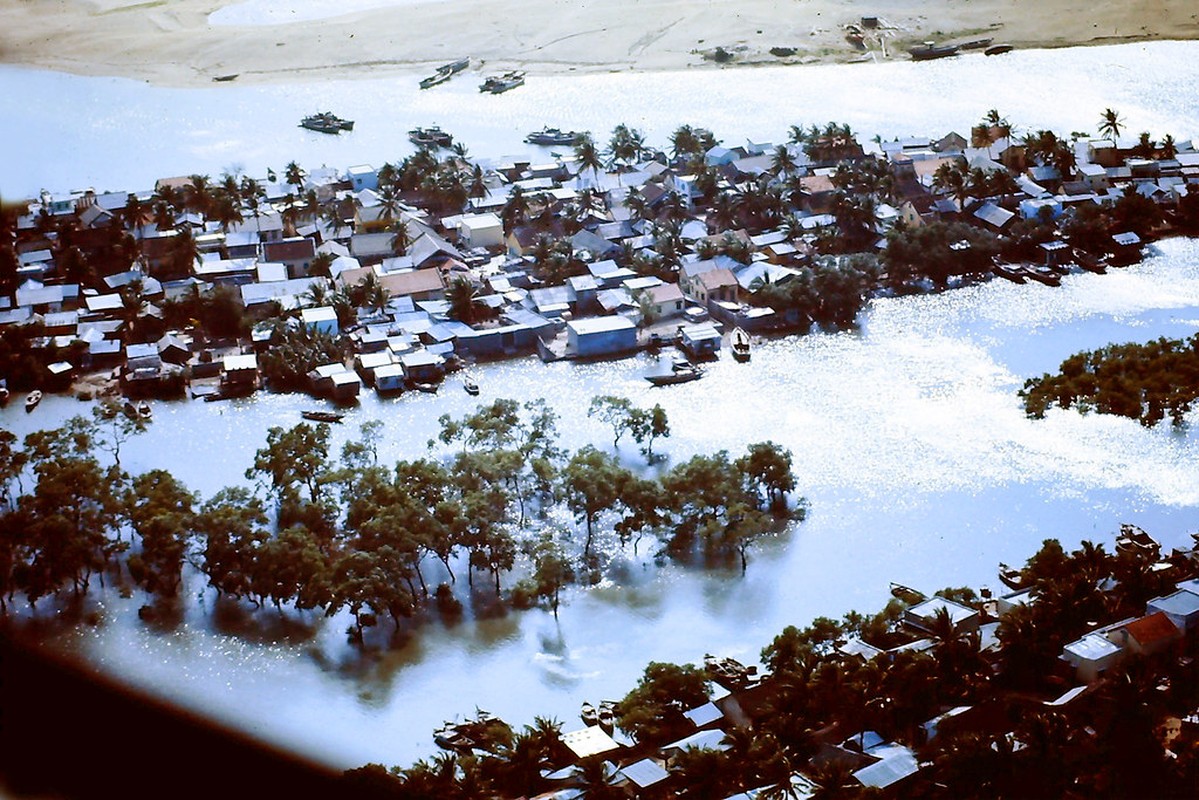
3,122 -> 1193,399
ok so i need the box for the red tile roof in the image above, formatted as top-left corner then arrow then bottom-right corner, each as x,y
1122,612 -> 1181,647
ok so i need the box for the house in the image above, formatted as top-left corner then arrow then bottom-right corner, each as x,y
300,306 -> 339,336
221,353 -> 259,390
263,237 -> 317,279
354,351 -> 393,386
904,596 -> 980,635
1109,231 -> 1143,265
329,370 -> 360,402
694,268 -> 740,306
1061,631 -> 1125,683
1146,589 -> 1199,632
972,202 -> 1016,232
567,316 -> 637,358
123,342 -> 163,387
346,165 -> 378,192
399,349 -> 446,383
457,213 -> 504,249
1109,612 -> 1183,656
373,363 -> 406,394
678,322 -> 722,359
156,333 -> 191,365
640,282 -> 685,322
307,363 -> 348,396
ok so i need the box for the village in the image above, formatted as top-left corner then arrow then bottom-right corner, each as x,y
340,524 -> 1199,797
2,110 -> 1197,408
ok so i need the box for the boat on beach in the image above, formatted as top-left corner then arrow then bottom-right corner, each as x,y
300,112 -> 354,134
957,38 -> 994,51
408,126 -> 453,147
480,71 -> 525,94
985,44 -> 1014,56
1024,265 -> 1062,286
25,390 -> 42,412
419,57 -> 469,89
731,328 -> 751,362
212,74 -> 239,82
411,381 -> 440,394
909,42 -> 960,61
524,127 -> 585,146
301,410 -> 345,423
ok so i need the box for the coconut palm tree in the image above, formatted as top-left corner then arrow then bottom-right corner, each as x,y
301,280 -> 332,308
308,252 -> 336,280
573,135 -> 605,184
772,144 -> 799,178
446,276 -> 480,324
1098,108 -> 1125,140
185,174 -> 213,217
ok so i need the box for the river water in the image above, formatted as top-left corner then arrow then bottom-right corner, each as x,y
2,41 -> 1199,770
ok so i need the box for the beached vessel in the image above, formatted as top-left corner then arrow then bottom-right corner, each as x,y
1024,265 -> 1062,287
1116,524 -> 1160,558
985,44 -> 1014,56
408,126 -> 453,147
419,57 -> 469,89
992,262 -> 1028,284
411,381 -> 440,394
580,702 -> 598,727
300,112 -> 354,134
957,38 -> 994,51
212,74 -> 239,82
909,42 -> 960,61
646,365 -> 701,386
0,383 -> 9,406
25,390 -> 42,412
731,328 -> 751,362
524,127 -> 584,146
301,410 -> 345,423
480,71 -> 525,94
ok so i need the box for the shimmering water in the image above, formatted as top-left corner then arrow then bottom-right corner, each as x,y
5,239 -> 1199,769
2,40 -> 1199,770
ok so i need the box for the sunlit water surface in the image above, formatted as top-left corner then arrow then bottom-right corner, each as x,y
2,41 -> 1199,770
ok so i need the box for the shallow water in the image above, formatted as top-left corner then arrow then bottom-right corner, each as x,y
5,238 -> 1199,769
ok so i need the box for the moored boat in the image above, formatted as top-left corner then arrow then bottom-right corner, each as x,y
25,390 -> 42,412
957,37 -> 994,50
463,373 -> 479,396
301,409 -> 345,423
480,71 -> 525,94
419,57 -> 469,89
992,262 -> 1028,284
909,42 -> 960,61
300,112 -> 354,134
0,382 -> 9,406
1116,524 -> 1160,558
212,74 -> 239,82
731,327 -> 751,362
580,702 -> 598,726
984,44 -> 1014,56
408,126 -> 453,147
997,563 -> 1027,591
412,381 -> 440,394
1024,265 -> 1062,287
890,582 -> 926,603
137,400 -> 152,419
524,127 -> 584,146
646,366 -> 701,386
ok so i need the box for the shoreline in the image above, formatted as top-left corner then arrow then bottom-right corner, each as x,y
1,0 -> 1197,89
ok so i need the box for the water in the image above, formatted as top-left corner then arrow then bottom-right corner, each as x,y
2,40 -> 1197,199
2,40 -> 1199,770
5,239 -> 1199,769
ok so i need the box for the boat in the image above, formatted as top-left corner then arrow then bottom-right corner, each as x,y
997,563 -> 1027,591
908,42 -> 960,61
580,702 -> 599,727
1116,524 -> 1160,558
408,126 -> 453,147
957,37 -> 994,51
672,358 -> 694,372
703,654 -> 758,690
646,366 -> 701,386
412,381 -> 440,394
433,710 -> 509,753
597,702 -> 616,731
480,71 -> 525,94
992,263 -> 1028,284
137,400 -> 152,419
984,44 -> 1014,56
1073,248 -> 1107,274
1024,265 -> 1062,287
123,399 -> 139,419
301,410 -> 345,423
890,583 -> 926,603
731,328 -> 751,362
463,374 -> 480,396
212,74 -> 239,82
300,112 -> 354,134
25,390 -> 42,412
419,57 -> 469,89
524,127 -> 584,146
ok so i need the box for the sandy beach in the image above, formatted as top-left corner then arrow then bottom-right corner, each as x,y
2,0 -> 1197,88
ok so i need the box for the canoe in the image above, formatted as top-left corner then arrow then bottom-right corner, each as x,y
25,390 -> 42,412
301,410 -> 345,423
984,44 -> 1014,56
646,367 -> 701,386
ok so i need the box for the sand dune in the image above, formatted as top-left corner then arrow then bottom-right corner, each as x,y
1,0 -> 1196,87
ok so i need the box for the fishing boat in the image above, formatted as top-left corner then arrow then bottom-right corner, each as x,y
646,365 -> 701,386
408,126 -> 453,147
412,381 -> 440,394
997,563 -> 1027,591
992,261 -> 1028,284
984,44 -> 1014,56
463,373 -> 480,396
580,702 -> 599,727
123,399 -> 139,419
597,701 -> 617,731
731,328 -> 751,362
300,112 -> 354,134
419,57 -> 469,89
1073,248 -> 1107,274
889,583 -> 926,603
25,389 -> 42,412
301,409 -> 345,423
1116,524 -> 1160,558
957,37 -> 994,51
1024,265 -> 1062,287
524,127 -> 584,146
212,74 -> 239,82
137,400 -> 153,419
908,42 -> 960,61
0,382 -> 9,406
480,71 -> 525,94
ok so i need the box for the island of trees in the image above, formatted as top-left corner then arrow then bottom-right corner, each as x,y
0,395 -> 802,640
1020,333 -> 1199,428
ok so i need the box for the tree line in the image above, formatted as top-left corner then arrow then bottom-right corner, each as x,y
0,396 -> 802,638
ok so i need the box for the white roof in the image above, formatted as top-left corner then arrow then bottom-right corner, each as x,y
853,745 -> 919,788
256,261 -> 287,283
567,316 -> 636,335
330,371 -> 360,386
301,306 -> 338,323
618,758 -> 669,788
223,353 -> 258,371
683,702 -> 723,727
662,727 -> 728,753
1063,632 -> 1122,662
560,726 -> 620,759
909,596 -> 977,624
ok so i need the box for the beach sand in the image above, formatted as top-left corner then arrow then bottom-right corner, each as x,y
2,0 -> 1197,88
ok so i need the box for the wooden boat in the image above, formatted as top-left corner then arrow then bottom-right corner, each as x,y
301,409 -> 345,423
412,381 -> 440,394
137,400 -> 152,419
647,367 -> 701,386
300,112 -> 354,134
984,44 -> 1014,56
419,57 -> 469,89
212,74 -> 239,82
909,42 -> 960,61
580,702 -> 599,727
731,328 -> 751,362
123,399 -> 139,419
597,703 -> 616,731
1024,265 -> 1062,287
957,37 -> 994,51
1074,248 -> 1107,274
463,374 -> 480,396
997,563 -> 1027,591
1116,524 -> 1160,558
408,126 -> 453,147
992,263 -> 1028,284
25,390 -> 42,412
672,358 -> 694,372
0,383 -> 9,406
480,71 -> 525,94
890,583 -> 926,603
524,127 -> 585,146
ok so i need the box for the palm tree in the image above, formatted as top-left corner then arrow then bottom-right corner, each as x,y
573,135 -> 604,184
121,193 -> 146,237
446,276 -> 480,324
284,161 -> 305,192
390,220 -> 410,256
185,174 -> 213,217
308,252 -> 336,279
301,280 -> 331,308
1098,108 -> 1125,140
377,184 -> 401,222
167,226 -> 201,279
1160,134 -> 1177,159
772,144 -> 798,178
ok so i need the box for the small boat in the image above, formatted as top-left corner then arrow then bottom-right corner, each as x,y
0,383 -> 9,406
997,563 -> 1027,591
25,390 -> 42,412
480,71 -> 525,94
301,409 -> 345,423
123,399 -> 139,419
731,328 -> 751,362
1116,524 -> 1160,558
524,127 -> 584,146
597,703 -> 616,731
957,37 -> 994,51
580,702 -> 599,727
1024,265 -> 1062,287
419,57 -> 470,89
408,126 -> 453,147
212,74 -> 239,82
300,112 -> 354,134
136,400 -> 152,419
1073,248 -> 1107,274
992,263 -> 1028,284
412,381 -> 440,394
984,44 -> 1014,56
890,583 -> 926,603
646,366 -> 701,386
909,42 -> 960,61
672,358 -> 694,372
463,374 -> 480,396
